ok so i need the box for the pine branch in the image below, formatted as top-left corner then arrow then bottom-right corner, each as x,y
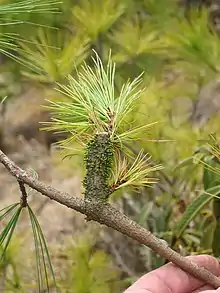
0,149 -> 220,288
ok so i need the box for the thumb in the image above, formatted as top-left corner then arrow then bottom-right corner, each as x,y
124,255 -> 220,293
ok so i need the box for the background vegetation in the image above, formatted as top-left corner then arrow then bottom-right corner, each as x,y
1,0 -> 220,291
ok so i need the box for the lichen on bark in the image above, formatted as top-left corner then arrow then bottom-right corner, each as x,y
83,132 -> 113,201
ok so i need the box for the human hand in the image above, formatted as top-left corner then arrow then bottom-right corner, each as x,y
124,255 -> 220,293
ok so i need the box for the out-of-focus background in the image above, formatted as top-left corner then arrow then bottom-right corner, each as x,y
1,0 -> 220,292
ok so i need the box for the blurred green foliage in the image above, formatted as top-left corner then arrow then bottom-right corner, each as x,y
59,236 -> 123,293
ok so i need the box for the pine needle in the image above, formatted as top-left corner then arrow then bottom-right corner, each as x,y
0,204 -> 22,262
28,206 -> 59,293
45,51 -> 155,149
111,149 -> 163,190
0,0 -> 61,15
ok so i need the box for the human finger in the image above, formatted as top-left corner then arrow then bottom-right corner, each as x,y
124,255 -> 220,293
192,284 -> 218,292
197,289 -> 220,293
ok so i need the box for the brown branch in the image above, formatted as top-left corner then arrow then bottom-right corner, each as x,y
0,149 -> 220,288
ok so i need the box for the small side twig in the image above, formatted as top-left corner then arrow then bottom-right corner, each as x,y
17,180 -> 28,208
0,149 -> 220,288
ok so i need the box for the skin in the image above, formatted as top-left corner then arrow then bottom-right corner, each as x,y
124,255 -> 220,293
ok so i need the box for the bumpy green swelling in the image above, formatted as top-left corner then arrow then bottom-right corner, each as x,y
83,132 -> 114,201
